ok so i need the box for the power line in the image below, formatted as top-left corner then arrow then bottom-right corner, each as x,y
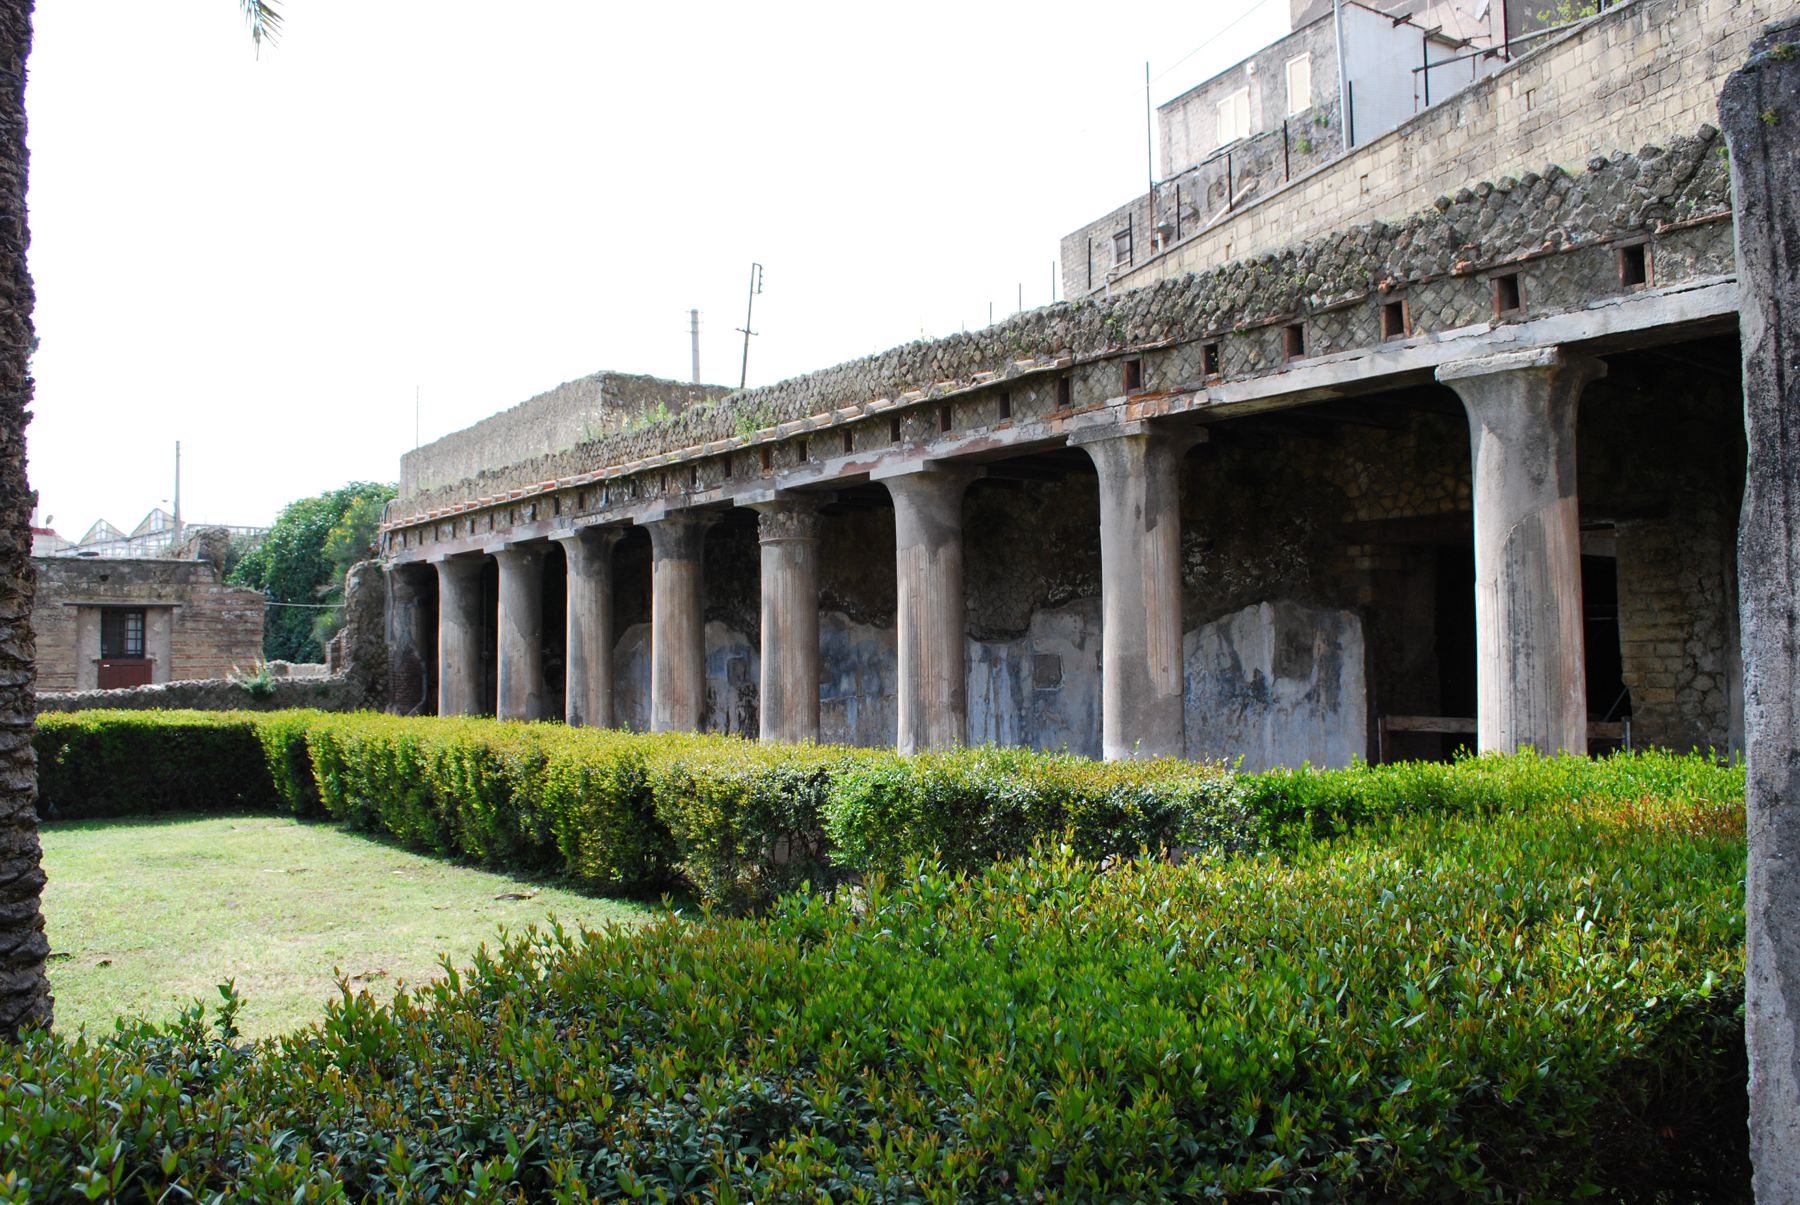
1150,0 -> 1285,87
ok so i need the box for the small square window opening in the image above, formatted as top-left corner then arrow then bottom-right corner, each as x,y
1381,299 -> 1408,340
997,391 -> 1012,420
1282,323 -> 1306,361
1056,375 -> 1073,409
1493,272 -> 1524,316
1618,244 -> 1648,289
1202,342 -> 1222,378
1123,358 -> 1144,392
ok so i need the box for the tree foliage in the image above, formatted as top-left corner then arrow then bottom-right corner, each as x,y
229,482 -> 394,662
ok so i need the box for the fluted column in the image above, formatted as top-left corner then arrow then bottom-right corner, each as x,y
1076,425 -> 1200,760
553,527 -> 622,729
753,498 -> 822,743
434,555 -> 487,718
882,467 -> 975,754
1439,348 -> 1603,755
646,513 -> 712,733
494,544 -> 547,721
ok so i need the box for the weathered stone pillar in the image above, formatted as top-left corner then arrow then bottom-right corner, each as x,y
881,467 -> 975,754
646,513 -> 712,733
1076,425 -> 1201,760
1722,23 -> 1800,1196
434,555 -> 487,718
385,563 -> 434,715
752,498 -> 822,743
494,544 -> 547,721
1438,348 -> 1602,756
553,527 -> 621,729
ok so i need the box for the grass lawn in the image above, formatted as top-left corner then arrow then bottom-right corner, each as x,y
38,812 -> 663,1039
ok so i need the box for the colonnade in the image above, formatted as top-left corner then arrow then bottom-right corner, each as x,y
415,348 -> 1600,758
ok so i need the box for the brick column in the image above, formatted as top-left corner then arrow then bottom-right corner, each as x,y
494,543 -> 547,721
646,513 -> 712,733
1075,425 -> 1201,761
1439,347 -> 1602,756
752,498 -> 822,744
881,467 -> 974,754
553,527 -> 621,729
434,555 -> 487,717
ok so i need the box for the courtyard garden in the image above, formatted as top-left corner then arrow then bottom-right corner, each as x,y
0,710 -> 1751,1200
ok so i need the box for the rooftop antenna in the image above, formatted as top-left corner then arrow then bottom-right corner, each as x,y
735,263 -> 763,390
1146,60 -> 1156,199
171,440 -> 183,545
689,309 -> 702,384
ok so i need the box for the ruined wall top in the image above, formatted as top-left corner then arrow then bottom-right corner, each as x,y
399,370 -> 733,500
390,123 -> 1731,525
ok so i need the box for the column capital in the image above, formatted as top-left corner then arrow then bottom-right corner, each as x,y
642,510 -> 716,559
751,497 -> 822,544
1065,416 -> 1208,452
430,551 -> 487,580
551,524 -> 624,550
1436,346 -> 1606,388
491,542 -> 546,567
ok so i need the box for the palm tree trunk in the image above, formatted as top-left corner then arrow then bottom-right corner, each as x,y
0,0 -> 49,1041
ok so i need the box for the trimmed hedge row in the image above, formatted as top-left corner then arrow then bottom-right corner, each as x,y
32,710 -> 1746,913
0,792 -> 1749,1200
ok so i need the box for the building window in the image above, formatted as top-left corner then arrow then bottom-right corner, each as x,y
1112,227 -> 1133,268
101,608 -> 145,659
1284,53 -> 1312,117
1216,87 -> 1251,147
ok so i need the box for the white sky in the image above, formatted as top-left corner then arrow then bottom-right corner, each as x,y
24,1 -> 1289,533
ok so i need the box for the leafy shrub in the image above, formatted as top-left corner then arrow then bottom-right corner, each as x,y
823,745 -> 1250,876
0,795 -> 1748,1200
647,737 -> 869,911
33,710 -> 1746,919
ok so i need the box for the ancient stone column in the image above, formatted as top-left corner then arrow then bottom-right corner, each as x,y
1076,425 -> 1200,761
494,543 -> 547,721
553,527 -> 621,729
646,513 -> 712,733
434,555 -> 487,717
1722,22 -> 1800,1196
1438,348 -> 1602,756
752,498 -> 822,743
881,467 -> 974,754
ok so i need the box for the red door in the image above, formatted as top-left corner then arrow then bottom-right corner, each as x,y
97,659 -> 153,689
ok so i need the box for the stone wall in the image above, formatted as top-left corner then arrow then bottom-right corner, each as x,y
35,675 -> 362,714
389,125 -> 1731,527
399,371 -> 732,500
33,556 -> 265,692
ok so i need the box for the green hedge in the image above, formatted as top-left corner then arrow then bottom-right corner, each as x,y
0,792 -> 1748,1200
32,710 -> 1746,914
33,710 -> 279,819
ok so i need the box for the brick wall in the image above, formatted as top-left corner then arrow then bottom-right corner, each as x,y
32,557 -> 266,691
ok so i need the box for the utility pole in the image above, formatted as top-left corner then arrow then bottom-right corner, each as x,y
689,309 -> 702,384
736,263 -> 764,390
414,385 -> 420,449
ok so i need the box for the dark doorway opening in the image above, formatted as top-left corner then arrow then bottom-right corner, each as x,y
1583,553 -> 1630,751
1433,544 -> 1478,760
